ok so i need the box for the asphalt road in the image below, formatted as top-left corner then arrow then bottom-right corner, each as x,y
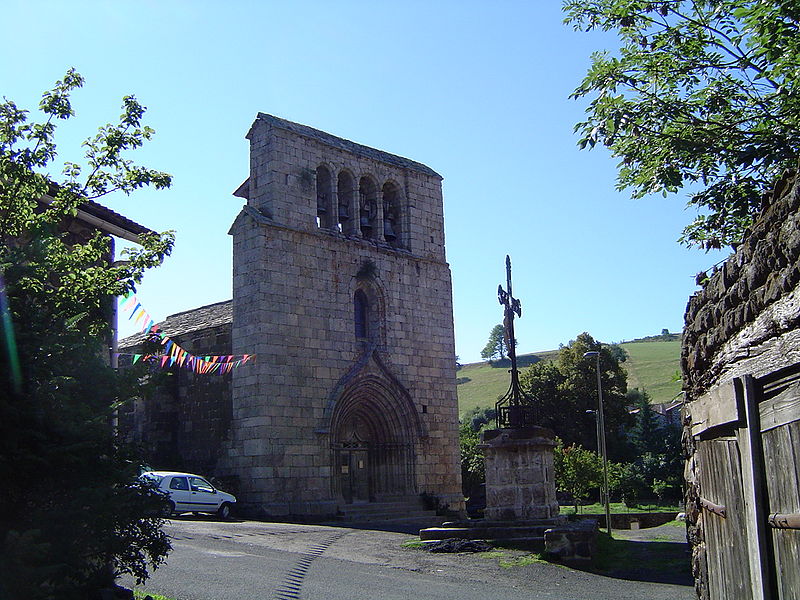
124,518 -> 694,600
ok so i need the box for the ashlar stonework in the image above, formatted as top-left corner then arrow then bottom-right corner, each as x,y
121,114 -> 463,519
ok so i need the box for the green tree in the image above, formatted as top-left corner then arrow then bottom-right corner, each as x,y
480,323 -> 511,361
607,343 -> 628,364
554,439 -> 603,512
628,389 -> 663,456
459,423 -> 485,497
564,0 -> 800,250
522,333 -> 632,459
0,69 -> 174,598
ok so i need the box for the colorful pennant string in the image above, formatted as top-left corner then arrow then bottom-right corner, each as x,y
119,292 -> 254,375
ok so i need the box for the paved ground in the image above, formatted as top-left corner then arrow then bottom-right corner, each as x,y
126,517 -> 695,600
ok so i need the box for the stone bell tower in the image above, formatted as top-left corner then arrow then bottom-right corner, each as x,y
224,114 -> 463,517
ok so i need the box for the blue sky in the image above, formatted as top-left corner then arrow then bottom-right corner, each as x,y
3,1 -> 725,362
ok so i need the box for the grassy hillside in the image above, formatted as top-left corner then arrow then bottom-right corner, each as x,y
456,351 -> 559,416
619,340 -> 682,404
456,340 -> 681,418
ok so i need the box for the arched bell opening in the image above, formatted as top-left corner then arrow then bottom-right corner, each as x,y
330,377 -> 421,504
337,170 -> 355,234
358,176 -> 378,239
315,165 -> 333,229
382,181 -> 403,248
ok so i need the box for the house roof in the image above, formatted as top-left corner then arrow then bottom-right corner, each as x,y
80,199 -> 153,237
41,183 -> 154,243
119,299 -> 232,349
252,113 -> 442,179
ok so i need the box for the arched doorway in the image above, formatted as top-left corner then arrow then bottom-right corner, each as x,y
330,375 -> 421,504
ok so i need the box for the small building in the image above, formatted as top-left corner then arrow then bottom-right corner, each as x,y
120,114 -> 464,519
36,191 -> 155,361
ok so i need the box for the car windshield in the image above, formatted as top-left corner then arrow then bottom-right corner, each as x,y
140,473 -> 163,486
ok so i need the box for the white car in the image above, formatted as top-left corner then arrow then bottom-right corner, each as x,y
142,471 -> 237,519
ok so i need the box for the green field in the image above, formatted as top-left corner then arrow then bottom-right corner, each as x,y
456,351 -> 559,416
619,340 -> 682,404
456,340 -> 681,418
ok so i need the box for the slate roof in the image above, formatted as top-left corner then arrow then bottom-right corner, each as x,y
119,299 -> 232,349
254,113 -> 442,179
81,199 -> 153,236
44,182 -> 153,237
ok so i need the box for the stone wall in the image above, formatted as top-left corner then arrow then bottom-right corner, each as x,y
119,302 -> 233,479
682,171 -> 800,599
683,171 -> 800,395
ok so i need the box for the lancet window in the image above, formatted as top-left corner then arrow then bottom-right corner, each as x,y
354,290 -> 369,340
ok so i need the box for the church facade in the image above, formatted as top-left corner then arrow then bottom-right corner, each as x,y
121,114 -> 463,518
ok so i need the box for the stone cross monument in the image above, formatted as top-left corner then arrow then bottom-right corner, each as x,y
480,256 -> 559,521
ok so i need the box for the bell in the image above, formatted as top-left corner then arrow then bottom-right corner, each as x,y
317,194 -> 327,213
360,214 -> 371,229
383,219 -> 396,241
338,204 -> 349,219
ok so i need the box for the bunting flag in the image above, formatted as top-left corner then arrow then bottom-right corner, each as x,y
119,292 -> 255,375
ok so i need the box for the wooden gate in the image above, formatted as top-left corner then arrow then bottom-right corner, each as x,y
690,364 -> 800,599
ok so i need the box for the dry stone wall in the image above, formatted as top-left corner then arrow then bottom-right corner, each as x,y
682,171 -> 800,599
683,172 -> 800,394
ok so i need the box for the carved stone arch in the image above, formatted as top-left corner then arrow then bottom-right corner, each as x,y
328,353 -> 425,503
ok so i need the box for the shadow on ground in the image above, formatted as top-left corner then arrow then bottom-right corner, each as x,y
572,534 -> 692,586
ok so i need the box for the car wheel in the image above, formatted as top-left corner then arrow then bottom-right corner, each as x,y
162,501 -> 175,517
217,502 -> 233,520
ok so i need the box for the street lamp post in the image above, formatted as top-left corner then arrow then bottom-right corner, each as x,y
584,350 -> 612,536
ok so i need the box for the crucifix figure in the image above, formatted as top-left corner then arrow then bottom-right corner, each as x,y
496,255 -> 530,428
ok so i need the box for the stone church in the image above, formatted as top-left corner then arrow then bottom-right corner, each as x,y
120,114 -> 464,518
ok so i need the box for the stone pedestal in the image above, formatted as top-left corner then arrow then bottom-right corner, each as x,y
479,426 -> 559,521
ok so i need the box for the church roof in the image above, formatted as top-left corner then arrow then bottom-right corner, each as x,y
252,113 -> 442,179
119,299 -> 232,349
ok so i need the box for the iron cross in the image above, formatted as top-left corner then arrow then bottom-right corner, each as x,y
496,254 -> 526,428
498,255 -> 521,360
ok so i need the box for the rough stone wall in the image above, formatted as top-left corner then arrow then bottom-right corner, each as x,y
682,171 -> 800,599
683,172 -> 800,394
224,115 -> 462,516
118,309 -> 233,478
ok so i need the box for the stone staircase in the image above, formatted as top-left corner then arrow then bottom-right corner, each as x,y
332,499 -> 445,531
419,518 -> 565,548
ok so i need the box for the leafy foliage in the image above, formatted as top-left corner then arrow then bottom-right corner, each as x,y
628,389 -> 662,456
0,70 -> 174,598
520,332 -> 632,459
553,439 -> 603,511
459,422 -> 486,498
564,0 -> 800,250
480,323 -> 514,361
